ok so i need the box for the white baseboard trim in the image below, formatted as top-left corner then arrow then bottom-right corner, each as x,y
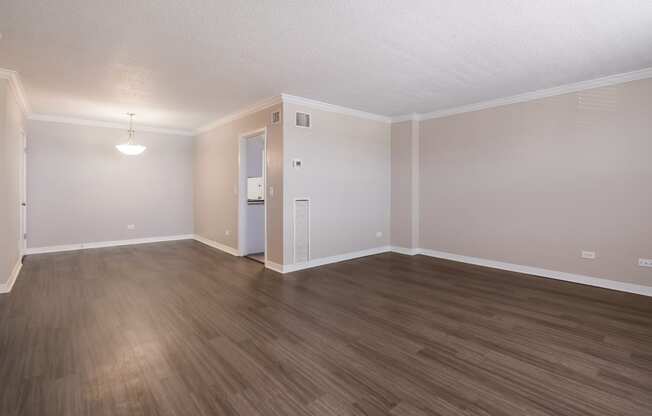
264,261 -> 285,273
0,259 -> 23,294
192,234 -> 241,257
273,245 -> 391,274
416,248 -> 652,297
390,246 -> 420,256
24,234 -> 195,255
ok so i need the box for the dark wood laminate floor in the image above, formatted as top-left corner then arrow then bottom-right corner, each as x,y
1,240 -> 651,416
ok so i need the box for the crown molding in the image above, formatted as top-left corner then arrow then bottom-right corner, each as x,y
281,94 -> 392,123
28,114 -> 194,136
195,95 -> 283,134
390,113 -> 419,123
195,93 -> 392,135
391,67 -> 652,123
0,68 -> 31,115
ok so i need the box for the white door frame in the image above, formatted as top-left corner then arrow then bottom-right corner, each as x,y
237,128 -> 267,262
19,129 -> 27,255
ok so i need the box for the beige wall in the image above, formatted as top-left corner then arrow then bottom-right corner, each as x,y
26,120 -> 193,248
390,120 -> 417,249
0,79 -> 25,286
282,103 -> 391,264
418,78 -> 652,287
193,104 -> 284,264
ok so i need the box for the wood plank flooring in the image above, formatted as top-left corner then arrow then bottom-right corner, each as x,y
1,240 -> 651,416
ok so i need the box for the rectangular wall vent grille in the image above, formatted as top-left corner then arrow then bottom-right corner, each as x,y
295,112 -> 311,128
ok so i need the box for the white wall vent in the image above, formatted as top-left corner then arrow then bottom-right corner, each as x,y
294,198 -> 310,264
271,110 -> 281,125
295,112 -> 311,128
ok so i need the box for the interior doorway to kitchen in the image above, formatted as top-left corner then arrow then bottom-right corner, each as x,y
238,130 -> 266,264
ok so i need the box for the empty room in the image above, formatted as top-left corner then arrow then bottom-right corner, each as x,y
1,1 -> 651,415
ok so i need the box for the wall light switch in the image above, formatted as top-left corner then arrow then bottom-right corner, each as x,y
376,231 -> 383,238
581,251 -> 596,259
127,224 -> 136,230
269,186 -> 274,197
225,230 -> 230,236
639,258 -> 652,268
292,159 -> 302,168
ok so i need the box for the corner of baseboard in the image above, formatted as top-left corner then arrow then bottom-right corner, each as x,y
390,246 -> 420,256
192,234 -> 240,256
0,259 -> 23,294
264,261 -> 285,273
278,245 -> 392,274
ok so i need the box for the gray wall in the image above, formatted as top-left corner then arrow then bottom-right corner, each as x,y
0,79 -> 24,287
26,120 -> 193,248
282,103 -> 391,264
416,78 -> 652,287
193,104 -> 284,264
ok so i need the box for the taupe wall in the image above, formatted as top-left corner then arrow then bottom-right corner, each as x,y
26,120 -> 193,248
282,103 -> 391,264
0,79 -> 24,286
193,104 -> 284,264
417,78 -> 652,287
390,120 -> 416,249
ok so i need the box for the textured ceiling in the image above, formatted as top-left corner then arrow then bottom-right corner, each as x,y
1,0 -> 651,130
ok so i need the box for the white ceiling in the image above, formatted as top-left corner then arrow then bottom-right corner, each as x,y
1,0 -> 651,131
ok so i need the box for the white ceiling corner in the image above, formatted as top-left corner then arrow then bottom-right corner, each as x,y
195,95 -> 283,134
27,113 -> 195,136
403,66 -> 652,122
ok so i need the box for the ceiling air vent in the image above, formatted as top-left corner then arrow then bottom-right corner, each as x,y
295,112 -> 311,128
271,110 -> 281,125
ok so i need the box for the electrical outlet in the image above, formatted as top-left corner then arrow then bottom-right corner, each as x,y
581,251 -> 596,259
639,258 -> 652,268
376,231 -> 383,238
127,224 -> 136,230
225,230 -> 230,236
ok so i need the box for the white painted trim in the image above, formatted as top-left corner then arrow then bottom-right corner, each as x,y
0,68 -> 31,115
265,261 -> 285,274
28,114 -> 194,136
413,248 -> 652,297
391,113 -> 420,123
390,246 -> 420,256
275,245 -> 391,274
196,96 -> 283,134
193,234 -> 240,256
0,260 -> 23,294
391,66 -> 652,123
23,234 -> 194,255
281,94 -> 391,123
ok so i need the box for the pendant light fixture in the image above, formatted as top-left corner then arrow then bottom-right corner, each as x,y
116,113 -> 146,155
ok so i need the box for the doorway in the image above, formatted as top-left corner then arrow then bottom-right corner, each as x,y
238,130 -> 266,264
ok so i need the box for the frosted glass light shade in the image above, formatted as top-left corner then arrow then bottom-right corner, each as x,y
116,143 -> 147,155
